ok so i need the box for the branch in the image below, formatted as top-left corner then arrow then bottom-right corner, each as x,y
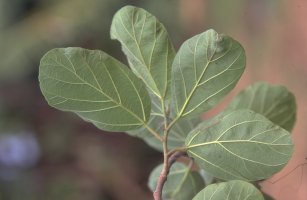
153,151 -> 187,200
168,151 -> 188,166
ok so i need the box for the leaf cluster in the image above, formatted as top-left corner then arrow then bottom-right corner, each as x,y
38,5 -> 296,200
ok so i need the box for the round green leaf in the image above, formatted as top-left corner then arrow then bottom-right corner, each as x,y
227,82 -> 296,131
186,109 -> 293,181
192,180 -> 264,200
171,29 -> 245,118
111,5 -> 176,99
148,163 -> 205,200
39,47 -> 151,132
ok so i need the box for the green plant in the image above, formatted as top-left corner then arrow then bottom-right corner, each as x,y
38,5 -> 296,200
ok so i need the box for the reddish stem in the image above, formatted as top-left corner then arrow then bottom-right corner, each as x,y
153,151 -> 187,200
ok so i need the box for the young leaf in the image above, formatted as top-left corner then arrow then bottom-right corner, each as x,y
111,5 -> 175,100
185,109 -> 293,181
39,47 -> 151,132
148,163 -> 205,200
171,29 -> 245,118
226,82 -> 296,131
192,180 -> 264,200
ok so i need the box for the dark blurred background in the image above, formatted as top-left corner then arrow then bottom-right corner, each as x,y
0,0 -> 306,199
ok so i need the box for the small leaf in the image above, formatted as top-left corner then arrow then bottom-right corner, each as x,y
186,109 -> 293,181
171,29 -> 245,118
227,82 -> 296,131
148,163 -> 205,200
39,47 -> 151,132
192,180 -> 264,200
111,5 -> 176,99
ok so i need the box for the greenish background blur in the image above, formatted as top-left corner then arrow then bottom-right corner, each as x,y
0,0 -> 306,199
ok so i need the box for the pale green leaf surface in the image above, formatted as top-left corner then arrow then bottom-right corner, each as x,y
186,109 -> 293,181
111,5 -> 175,99
148,163 -> 205,200
192,180 -> 264,200
199,169 -> 214,185
39,47 -> 151,132
227,82 -> 296,131
171,29 -> 245,118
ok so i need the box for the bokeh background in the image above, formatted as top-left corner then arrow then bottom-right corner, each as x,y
0,0 -> 306,199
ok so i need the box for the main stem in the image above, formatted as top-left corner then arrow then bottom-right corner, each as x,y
153,100 -> 186,200
153,99 -> 170,200
153,138 -> 169,200
153,149 -> 187,200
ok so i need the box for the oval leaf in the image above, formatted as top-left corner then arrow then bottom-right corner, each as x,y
39,47 -> 151,132
171,29 -> 245,118
227,82 -> 296,131
185,109 -> 293,181
111,5 -> 176,99
148,163 -> 205,200
192,180 -> 264,200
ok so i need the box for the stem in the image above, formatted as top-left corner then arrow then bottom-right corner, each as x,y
168,151 -> 188,166
153,141 -> 169,200
153,151 -> 187,200
153,99 -> 188,200
167,147 -> 188,157
153,99 -> 170,200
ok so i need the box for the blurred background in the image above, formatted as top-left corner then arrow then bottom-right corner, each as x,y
0,0 -> 306,199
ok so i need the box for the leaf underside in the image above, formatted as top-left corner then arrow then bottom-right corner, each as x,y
186,109 -> 293,181
111,5 -> 176,100
39,47 -> 151,132
171,29 -> 246,118
226,82 -> 296,132
36,7 -> 297,200
192,180 -> 264,200
148,163 -> 205,200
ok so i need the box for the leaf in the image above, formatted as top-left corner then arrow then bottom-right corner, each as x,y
128,100 -> 201,151
111,5 -> 176,100
127,92 -> 163,148
185,109 -> 293,181
171,29 -> 245,118
199,169 -> 214,185
39,47 -> 151,132
192,180 -> 264,200
226,82 -> 296,131
148,162 -> 205,200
